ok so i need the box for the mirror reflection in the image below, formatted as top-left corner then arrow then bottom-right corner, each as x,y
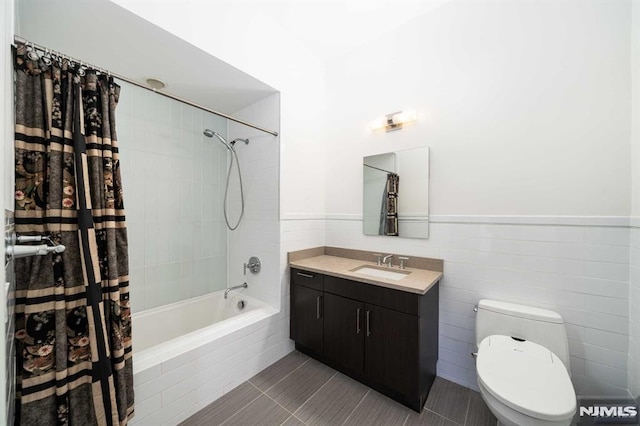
363,147 -> 430,239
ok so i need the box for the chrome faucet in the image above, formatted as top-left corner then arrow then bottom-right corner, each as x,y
224,282 -> 248,299
382,254 -> 394,267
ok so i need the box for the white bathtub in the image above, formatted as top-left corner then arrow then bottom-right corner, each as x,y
130,291 -> 290,426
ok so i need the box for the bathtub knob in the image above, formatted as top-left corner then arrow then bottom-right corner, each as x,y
244,256 -> 261,275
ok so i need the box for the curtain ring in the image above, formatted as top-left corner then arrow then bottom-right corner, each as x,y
42,48 -> 52,66
27,42 -> 39,61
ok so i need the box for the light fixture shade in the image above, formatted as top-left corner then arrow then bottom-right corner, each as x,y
392,110 -> 416,125
369,118 -> 387,130
370,110 -> 416,132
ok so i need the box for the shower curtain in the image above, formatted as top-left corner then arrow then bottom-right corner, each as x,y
13,45 -> 134,425
378,173 -> 399,236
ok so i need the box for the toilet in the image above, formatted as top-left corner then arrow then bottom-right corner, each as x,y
475,299 -> 577,426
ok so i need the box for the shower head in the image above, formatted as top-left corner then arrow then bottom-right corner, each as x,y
203,128 -> 231,149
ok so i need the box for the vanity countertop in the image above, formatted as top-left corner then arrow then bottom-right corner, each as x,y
290,254 -> 442,295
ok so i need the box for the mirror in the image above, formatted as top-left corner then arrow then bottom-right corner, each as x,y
363,147 -> 429,239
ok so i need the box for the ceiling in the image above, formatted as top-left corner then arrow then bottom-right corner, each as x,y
16,0 -> 277,115
16,0 -> 449,115
246,0 -> 451,60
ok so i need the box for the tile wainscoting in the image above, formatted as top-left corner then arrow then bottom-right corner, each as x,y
281,214 -> 632,397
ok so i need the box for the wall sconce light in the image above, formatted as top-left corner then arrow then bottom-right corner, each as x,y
370,110 -> 416,132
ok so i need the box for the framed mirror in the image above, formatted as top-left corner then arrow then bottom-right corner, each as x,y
363,147 -> 429,239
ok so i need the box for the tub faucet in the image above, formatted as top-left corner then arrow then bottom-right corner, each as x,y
382,254 -> 394,267
224,282 -> 248,299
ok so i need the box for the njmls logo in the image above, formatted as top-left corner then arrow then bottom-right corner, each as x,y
577,398 -> 639,425
580,406 -> 638,417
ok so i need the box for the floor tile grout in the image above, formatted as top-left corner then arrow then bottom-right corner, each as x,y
260,357 -> 311,394
401,413 -> 410,426
462,394 -> 472,426
217,383 -> 264,426
340,388 -> 370,425
186,358 -> 494,426
424,406 -> 463,425
291,371 -> 338,419
260,387 -> 309,425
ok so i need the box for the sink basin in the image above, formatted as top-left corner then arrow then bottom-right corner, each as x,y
350,266 -> 410,281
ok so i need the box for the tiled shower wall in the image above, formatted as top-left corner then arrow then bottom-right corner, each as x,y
117,82 -> 228,313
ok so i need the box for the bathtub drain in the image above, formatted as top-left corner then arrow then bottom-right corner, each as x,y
237,300 -> 246,310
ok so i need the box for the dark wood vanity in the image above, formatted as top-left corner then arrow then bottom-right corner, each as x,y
289,247 -> 442,413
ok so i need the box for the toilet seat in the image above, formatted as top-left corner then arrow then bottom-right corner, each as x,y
477,335 -> 576,422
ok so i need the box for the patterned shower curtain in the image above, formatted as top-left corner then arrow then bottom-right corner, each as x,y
13,45 -> 134,425
378,173 -> 399,236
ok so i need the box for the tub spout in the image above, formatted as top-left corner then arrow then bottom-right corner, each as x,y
224,282 -> 248,299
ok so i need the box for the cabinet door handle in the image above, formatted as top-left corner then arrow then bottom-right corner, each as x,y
366,310 -> 371,337
356,308 -> 361,334
316,296 -> 322,319
297,272 -> 314,279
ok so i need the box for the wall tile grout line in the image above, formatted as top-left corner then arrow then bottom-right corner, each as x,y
340,389 -> 370,425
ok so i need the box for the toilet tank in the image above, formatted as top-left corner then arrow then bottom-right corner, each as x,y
475,299 -> 571,372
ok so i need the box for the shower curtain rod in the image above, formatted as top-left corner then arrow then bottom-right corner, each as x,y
13,35 -> 279,137
364,163 -> 397,175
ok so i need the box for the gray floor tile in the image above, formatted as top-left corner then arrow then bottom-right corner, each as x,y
281,415 -> 306,425
294,373 -> 368,426
222,395 -> 291,426
249,351 -> 310,392
465,393 -> 496,426
343,390 -> 412,426
406,409 -> 458,426
266,359 -> 336,412
180,382 -> 261,426
424,377 -> 472,425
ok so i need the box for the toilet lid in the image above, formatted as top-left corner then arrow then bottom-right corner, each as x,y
476,335 -> 576,422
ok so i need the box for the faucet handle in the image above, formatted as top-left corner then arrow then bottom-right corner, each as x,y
398,256 -> 409,269
373,253 -> 383,266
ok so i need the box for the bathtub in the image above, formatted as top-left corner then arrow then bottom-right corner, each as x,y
130,290 -> 290,426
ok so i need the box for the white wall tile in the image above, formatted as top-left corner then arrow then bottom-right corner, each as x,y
322,218 -> 632,396
117,79 -> 228,311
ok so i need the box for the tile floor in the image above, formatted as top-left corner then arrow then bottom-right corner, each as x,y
181,351 -> 497,426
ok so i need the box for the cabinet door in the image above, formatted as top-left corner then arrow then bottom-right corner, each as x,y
364,304 -> 419,399
324,293 -> 364,375
292,284 -> 324,355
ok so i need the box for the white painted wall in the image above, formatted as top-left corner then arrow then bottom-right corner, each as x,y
325,0 -> 631,217
629,224 -> 640,399
0,0 -> 15,423
629,0 -> 640,401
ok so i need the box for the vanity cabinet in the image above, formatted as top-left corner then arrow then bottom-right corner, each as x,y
290,270 -> 324,356
323,293 -> 364,375
290,268 -> 439,412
